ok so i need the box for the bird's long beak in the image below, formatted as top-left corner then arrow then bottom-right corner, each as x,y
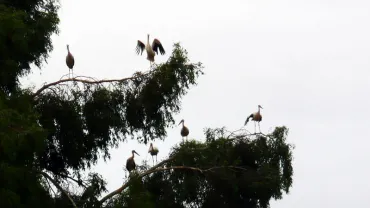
134,151 -> 140,156
178,121 -> 182,125
260,106 -> 263,109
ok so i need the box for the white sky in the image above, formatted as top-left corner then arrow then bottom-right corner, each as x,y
20,0 -> 370,207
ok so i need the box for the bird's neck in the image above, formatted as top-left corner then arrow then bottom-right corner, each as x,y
147,35 -> 150,44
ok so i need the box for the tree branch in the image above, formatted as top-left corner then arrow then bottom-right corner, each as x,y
31,71 -> 151,99
99,157 -> 247,205
99,156 -> 175,204
56,172 -> 88,188
39,171 -> 78,208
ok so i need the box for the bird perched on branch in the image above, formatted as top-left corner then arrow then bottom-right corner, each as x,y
136,34 -> 165,68
179,119 -> 189,141
244,105 -> 263,133
66,44 -> 75,78
126,150 -> 140,173
148,143 -> 159,165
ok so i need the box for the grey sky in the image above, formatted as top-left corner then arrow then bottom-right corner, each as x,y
20,0 -> 370,207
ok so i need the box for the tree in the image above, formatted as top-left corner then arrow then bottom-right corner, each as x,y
0,1 -> 294,208
102,127 -> 293,208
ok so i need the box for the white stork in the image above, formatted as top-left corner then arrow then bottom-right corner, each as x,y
148,143 -> 159,165
136,34 -> 165,68
66,44 -> 75,78
244,105 -> 263,133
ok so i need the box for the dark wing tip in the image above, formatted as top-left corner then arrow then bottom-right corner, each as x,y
153,39 -> 166,55
136,40 -> 145,55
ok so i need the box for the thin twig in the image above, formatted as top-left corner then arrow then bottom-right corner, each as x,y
39,172 -> 78,208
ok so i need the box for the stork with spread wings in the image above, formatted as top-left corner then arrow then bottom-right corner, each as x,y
136,34 -> 165,68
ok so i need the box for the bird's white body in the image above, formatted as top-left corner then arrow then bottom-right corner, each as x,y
149,146 -> 158,154
145,37 -> 155,61
148,143 -> 159,165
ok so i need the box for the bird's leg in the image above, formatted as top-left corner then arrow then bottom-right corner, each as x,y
254,122 -> 256,133
152,156 -> 154,166
258,122 -> 261,133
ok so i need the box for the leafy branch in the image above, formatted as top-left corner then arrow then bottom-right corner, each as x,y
98,155 -> 248,204
39,171 -> 78,208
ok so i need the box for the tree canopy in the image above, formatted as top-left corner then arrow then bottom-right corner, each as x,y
0,1 -> 294,208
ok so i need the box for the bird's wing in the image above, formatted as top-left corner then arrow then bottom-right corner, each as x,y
152,39 -> 165,55
244,114 -> 254,125
66,54 -> 75,68
136,40 -> 145,55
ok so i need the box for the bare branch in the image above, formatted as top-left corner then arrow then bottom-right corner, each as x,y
44,176 -> 57,196
39,171 -> 78,208
32,70 -> 151,99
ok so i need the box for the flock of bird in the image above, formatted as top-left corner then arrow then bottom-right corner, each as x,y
64,34 -> 263,174
65,34 -> 165,78
125,119 -> 189,173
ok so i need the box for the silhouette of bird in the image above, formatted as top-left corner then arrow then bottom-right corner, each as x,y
179,119 -> 189,141
66,44 -> 75,78
126,150 -> 140,173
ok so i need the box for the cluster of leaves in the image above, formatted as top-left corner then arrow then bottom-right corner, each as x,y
106,126 -> 294,208
0,1 -> 60,207
0,0 -> 59,93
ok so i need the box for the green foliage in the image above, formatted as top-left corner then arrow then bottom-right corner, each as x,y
107,127 -> 294,208
34,44 -> 203,177
0,0 -> 59,93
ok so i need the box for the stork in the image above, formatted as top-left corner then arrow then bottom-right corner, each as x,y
178,119 -> 189,141
148,143 -> 159,165
136,34 -> 165,68
126,150 -> 140,173
244,105 -> 263,133
66,44 -> 75,78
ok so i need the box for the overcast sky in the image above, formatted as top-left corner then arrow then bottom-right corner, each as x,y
20,0 -> 370,207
